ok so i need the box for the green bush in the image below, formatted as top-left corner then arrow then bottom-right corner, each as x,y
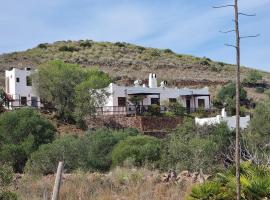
58,45 -> 79,52
200,60 -> 210,66
0,164 -> 17,200
255,87 -> 265,93
0,108 -> 56,172
166,102 -> 185,116
112,135 -> 161,167
26,129 -> 137,174
148,104 -> 161,116
37,43 -> 48,49
79,40 -> 92,48
114,42 -> 126,47
243,70 -> 263,84
160,118 -> 233,173
25,135 -> 80,174
150,49 -> 160,57
215,83 -> 248,115
164,49 -> 174,54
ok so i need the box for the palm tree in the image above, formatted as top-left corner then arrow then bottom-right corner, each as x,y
186,162 -> 270,200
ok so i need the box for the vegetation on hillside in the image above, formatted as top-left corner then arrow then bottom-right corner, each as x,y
0,40 -> 269,89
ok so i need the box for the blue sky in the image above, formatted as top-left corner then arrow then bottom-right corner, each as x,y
0,0 -> 269,71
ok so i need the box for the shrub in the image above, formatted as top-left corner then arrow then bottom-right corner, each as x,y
58,45 -> 79,52
0,108 -> 56,172
243,70 -> 263,84
37,43 -> 48,49
148,104 -> 161,116
215,83 -> 248,115
112,135 -> 161,167
160,118 -> 233,173
164,49 -> 174,54
115,42 -> 125,47
150,49 -> 160,57
25,135 -> 80,175
186,162 -> 270,200
200,60 -> 210,66
166,101 -> 185,116
0,164 -> 18,200
255,86 -> 264,93
79,130 -> 132,171
79,40 -> 92,48
26,129 -> 136,174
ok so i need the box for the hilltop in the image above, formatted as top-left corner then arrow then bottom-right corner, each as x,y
0,40 -> 269,97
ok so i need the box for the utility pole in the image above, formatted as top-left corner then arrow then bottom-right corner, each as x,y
213,1 -> 259,199
234,1 -> 241,198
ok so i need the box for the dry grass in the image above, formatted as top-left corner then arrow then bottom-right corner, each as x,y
0,40 -> 269,88
16,167 -> 191,200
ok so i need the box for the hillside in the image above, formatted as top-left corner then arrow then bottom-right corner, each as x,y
0,40 -> 269,91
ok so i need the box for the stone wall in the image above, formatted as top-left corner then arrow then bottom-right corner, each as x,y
85,116 -> 183,134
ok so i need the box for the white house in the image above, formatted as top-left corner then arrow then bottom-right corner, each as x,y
5,68 -> 42,109
195,108 -> 250,130
100,73 -> 211,115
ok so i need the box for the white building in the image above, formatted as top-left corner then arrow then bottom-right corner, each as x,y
100,73 -> 211,115
5,68 -> 42,109
195,108 -> 250,130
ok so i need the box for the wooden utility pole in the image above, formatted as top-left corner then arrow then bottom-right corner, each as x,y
214,1 -> 259,199
51,162 -> 64,200
234,1 -> 241,199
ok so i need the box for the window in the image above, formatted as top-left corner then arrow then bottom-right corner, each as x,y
16,78 -> 20,83
26,76 -> 32,86
21,97 -> 27,106
31,97 -> 38,107
169,98 -> 177,103
198,99 -> 205,108
118,97 -> 126,107
151,98 -> 160,105
5,78 -> 9,93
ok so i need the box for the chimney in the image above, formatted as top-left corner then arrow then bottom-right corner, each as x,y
149,73 -> 157,88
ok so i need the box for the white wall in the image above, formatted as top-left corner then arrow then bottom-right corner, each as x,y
104,83 -> 210,110
5,68 -> 42,108
195,114 -> 250,130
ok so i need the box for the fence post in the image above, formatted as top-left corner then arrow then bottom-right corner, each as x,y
51,161 -> 64,200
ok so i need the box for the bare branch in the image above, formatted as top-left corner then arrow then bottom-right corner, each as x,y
220,30 -> 236,34
240,34 -> 260,39
225,43 -> 237,48
213,5 -> 235,8
239,12 -> 256,17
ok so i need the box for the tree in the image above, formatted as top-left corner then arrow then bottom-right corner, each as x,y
0,108 -> 56,172
33,60 -> 110,123
73,70 -> 110,128
215,83 -> 247,115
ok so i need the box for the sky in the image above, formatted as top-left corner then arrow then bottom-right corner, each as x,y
0,0 -> 269,72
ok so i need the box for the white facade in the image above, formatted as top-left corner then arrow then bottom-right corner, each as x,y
5,68 -> 42,109
195,108 -> 250,130
101,73 -> 211,115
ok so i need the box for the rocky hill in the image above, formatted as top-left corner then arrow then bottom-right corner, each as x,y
0,40 -> 269,96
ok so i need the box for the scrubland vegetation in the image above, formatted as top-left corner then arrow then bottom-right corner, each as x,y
0,60 -> 270,199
